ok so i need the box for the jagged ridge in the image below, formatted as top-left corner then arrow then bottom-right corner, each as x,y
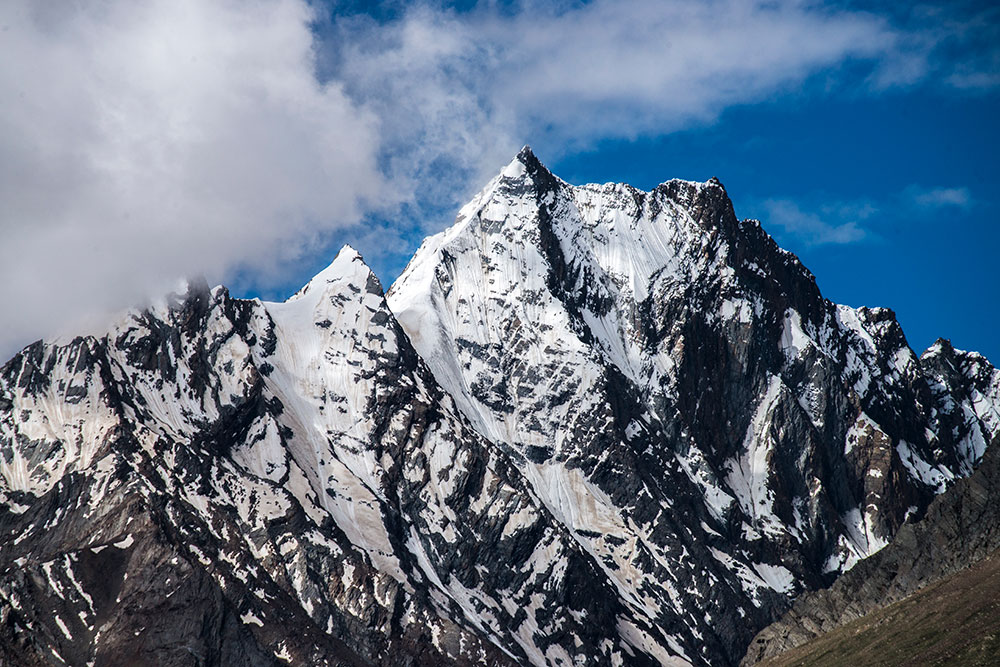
742,420 -> 1000,664
2,148 -> 999,666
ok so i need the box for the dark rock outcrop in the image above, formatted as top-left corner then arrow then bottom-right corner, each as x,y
742,424 -> 1000,664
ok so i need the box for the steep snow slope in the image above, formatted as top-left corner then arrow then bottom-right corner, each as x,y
388,146 -> 1000,664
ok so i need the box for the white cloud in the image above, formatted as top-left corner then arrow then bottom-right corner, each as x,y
760,199 -> 869,246
906,186 -> 973,209
485,1 -> 897,140
0,0 -> 383,355
756,183 -> 976,246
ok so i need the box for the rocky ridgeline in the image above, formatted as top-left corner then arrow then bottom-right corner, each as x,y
2,148 -> 998,666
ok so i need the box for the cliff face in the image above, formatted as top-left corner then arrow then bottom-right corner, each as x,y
2,149 -> 999,666
743,418 -> 1000,665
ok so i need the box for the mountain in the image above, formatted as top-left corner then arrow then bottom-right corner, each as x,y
0,250 -> 653,666
2,147 -> 999,666
387,147 -> 1000,662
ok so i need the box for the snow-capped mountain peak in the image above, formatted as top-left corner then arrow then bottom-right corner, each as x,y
387,149 -> 1000,663
3,150 -> 999,666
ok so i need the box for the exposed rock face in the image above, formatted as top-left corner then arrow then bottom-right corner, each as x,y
2,148 -> 999,666
742,416 -> 1000,664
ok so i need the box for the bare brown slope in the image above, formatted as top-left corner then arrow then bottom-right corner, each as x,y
753,547 -> 1000,667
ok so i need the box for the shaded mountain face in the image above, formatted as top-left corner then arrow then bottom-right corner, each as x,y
742,422 -> 1000,665
2,148 -> 999,666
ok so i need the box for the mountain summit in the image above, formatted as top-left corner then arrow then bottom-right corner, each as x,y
3,153 -> 999,666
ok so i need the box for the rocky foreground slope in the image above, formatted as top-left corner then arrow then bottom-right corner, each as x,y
2,148 -> 999,666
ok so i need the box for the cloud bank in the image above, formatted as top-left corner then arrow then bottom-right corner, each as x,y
1,0 -> 383,351
1,0 -> 996,355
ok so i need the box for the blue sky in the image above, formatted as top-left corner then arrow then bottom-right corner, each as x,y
1,0 -> 997,362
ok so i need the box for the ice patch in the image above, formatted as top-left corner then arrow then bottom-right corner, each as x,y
780,309 -> 812,359
54,614 -> 72,640
896,440 -> 954,493
241,611 -> 264,627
